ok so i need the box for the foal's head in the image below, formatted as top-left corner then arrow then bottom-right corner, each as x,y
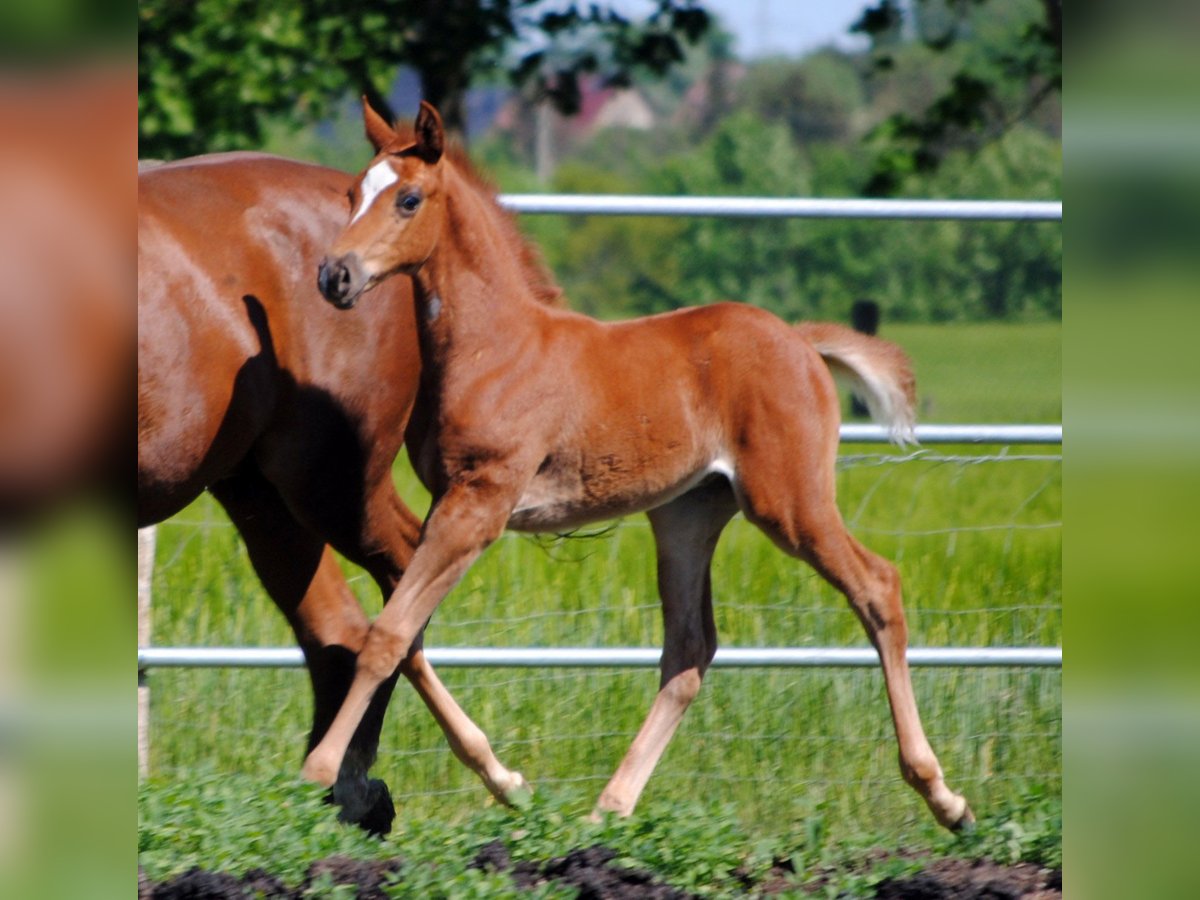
318,101 -> 448,309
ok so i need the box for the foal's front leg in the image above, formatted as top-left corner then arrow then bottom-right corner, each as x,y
301,484 -> 526,801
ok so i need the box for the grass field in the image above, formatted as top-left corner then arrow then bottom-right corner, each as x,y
141,320 -> 1060,884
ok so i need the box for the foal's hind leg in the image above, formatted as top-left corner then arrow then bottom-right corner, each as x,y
594,479 -> 738,818
739,480 -> 973,831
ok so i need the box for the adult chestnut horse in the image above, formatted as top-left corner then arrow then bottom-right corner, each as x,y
138,153 -> 530,832
1,70 -> 128,529
306,101 -> 973,831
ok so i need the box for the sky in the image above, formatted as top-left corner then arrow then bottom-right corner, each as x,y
528,1 -> 873,61
701,0 -> 872,59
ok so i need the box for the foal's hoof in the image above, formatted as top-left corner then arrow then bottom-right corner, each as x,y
950,802 -> 976,833
499,772 -> 534,809
588,792 -> 632,823
331,778 -> 396,837
934,794 -> 976,833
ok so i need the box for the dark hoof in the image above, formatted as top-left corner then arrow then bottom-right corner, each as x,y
327,778 -> 396,837
350,778 -> 395,837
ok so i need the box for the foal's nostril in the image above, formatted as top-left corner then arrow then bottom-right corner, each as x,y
318,259 -> 349,302
318,255 -> 364,308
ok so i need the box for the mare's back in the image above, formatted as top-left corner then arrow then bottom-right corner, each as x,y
139,153 -> 350,301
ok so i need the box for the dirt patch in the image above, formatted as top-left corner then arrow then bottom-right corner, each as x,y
470,839 -> 697,898
142,849 -> 1061,898
874,858 -> 1061,900
143,856 -> 403,900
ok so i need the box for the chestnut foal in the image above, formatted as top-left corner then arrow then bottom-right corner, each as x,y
307,101 -> 972,831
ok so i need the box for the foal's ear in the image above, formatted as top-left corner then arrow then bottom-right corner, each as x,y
363,96 -> 396,154
413,101 -> 445,164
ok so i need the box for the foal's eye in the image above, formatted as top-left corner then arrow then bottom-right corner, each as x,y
397,192 -> 422,215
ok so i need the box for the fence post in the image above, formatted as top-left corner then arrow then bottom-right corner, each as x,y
849,299 -> 881,419
138,526 -> 156,778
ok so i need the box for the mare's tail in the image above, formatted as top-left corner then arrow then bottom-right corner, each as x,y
795,322 -> 917,446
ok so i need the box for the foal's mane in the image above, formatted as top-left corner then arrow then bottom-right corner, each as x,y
386,128 -> 565,309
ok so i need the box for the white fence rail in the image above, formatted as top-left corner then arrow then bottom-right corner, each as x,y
841,423 -> 1060,444
500,194 -> 1062,221
139,424 -> 1062,675
140,645 -> 1060,670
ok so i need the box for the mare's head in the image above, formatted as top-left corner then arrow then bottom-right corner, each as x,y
318,101 -> 447,309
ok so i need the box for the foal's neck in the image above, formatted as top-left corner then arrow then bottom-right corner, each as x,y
412,164 -> 546,361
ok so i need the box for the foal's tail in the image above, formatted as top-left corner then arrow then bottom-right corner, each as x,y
795,322 -> 917,446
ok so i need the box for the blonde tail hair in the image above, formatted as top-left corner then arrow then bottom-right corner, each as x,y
796,322 -> 917,446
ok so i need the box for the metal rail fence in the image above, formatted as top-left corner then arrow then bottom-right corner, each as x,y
139,195 -> 1062,681
140,425 -> 1062,674
499,194 -> 1062,221
140,646 -> 1060,670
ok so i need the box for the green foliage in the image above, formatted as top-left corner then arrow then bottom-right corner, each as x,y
138,771 -> 384,884
598,801 -> 775,894
478,792 -> 776,895
138,0 -> 711,159
956,788 -> 1063,870
138,1 -> 349,158
524,118 -> 1059,323
138,776 -> 770,897
854,0 -> 1061,195
735,51 -> 866,145
762,792 -> 1062,898
0,0 -> 126,59
139,778 -> 1061,896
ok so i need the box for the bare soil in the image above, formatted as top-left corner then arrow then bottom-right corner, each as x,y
140,846 -> 1062,898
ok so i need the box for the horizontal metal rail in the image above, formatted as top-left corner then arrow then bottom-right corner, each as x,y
140,427 -> 1060,676
139,646 -> 1060,670
500,194 -> 1062,221
841,423 -> 1061,445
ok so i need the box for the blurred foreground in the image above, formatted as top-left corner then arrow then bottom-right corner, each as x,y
1071,4 -> 1200,899
0,59 -> 131,900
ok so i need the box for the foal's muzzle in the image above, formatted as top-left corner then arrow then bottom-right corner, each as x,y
317,254 -> 368,309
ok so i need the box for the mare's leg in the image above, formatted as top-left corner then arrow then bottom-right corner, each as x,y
211,471 -> 400,833
735,459 -> 973,831
594,478 -> 738,818
302,482 -> 527,801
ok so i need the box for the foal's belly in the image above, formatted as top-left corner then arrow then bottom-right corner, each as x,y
506,453 -> 733,533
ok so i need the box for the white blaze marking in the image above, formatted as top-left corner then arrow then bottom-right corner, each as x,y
350,160 -> 399,224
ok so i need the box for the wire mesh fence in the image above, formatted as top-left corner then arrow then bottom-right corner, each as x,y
142,444 -> 1060,832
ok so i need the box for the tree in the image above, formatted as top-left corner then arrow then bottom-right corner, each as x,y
138,0 -> 710,159
851,0 -> 1061,195
735,51 -> 866,146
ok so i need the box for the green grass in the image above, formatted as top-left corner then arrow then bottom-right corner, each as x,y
141,321 -> 1059,865
886,321 -> 1061,423
139,771 -> 1060,897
